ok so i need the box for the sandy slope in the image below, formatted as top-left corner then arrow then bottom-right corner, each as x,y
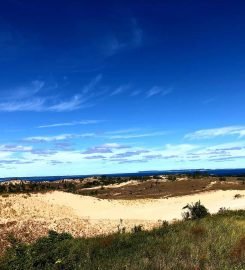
0,189 -> 244,247
36,190 -> 245,221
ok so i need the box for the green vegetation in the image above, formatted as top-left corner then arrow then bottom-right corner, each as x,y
0,176 -> 150,195
0,174 -> 243,197
0,210 -> 244,270
182,200 -> 209,220
167,175 -> 177,181
186,171 -> 209,179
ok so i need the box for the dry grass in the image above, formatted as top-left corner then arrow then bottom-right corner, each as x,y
79,177 -> 245,199
0,210 -> 244,270
230,236 -> 245,263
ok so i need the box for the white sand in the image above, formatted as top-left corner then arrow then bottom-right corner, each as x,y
36,190 -> 245,221
0,190 -> 244,239
81,180 -> 140,190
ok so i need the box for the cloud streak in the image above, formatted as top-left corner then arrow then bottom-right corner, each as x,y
185,126 -> 245,139
110,84 -> 131,96
0,144 -> 32,152
82,143 -> 130,154
24,133 -> 95,142
1,136 -> 245,172
0,75 -> 102,112
111,150 -> 149,158
146,86 -> 172,98
38,120 -> 102,128
24,134 -> 75,142
22,129 -> 167,144
107,131 -> 167,139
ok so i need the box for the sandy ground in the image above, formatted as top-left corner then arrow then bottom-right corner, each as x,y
0,189 -> 244,254
36,190 -> 245,221
0,189 -> 244,231
81,180 -> 140,190
0,190 -> 245,255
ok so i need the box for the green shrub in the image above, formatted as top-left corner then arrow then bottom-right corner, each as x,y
182,201 -> 209,220
167,175 -> 177,181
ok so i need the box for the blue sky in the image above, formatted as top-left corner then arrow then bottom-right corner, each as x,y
0,0 -> 245,177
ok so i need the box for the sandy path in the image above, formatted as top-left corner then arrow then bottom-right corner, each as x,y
81,180 -> 140,190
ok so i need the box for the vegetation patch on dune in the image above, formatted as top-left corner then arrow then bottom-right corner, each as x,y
0,174 -> 244,200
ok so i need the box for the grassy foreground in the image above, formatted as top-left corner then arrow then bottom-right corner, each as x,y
0,210 -> 244,270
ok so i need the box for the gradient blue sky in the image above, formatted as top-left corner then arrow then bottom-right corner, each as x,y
0,0 -> 245,177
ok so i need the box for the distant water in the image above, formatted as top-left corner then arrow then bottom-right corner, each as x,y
0,168 -> 245,182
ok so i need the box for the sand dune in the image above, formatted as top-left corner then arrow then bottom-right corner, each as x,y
0,190 -> 244,226
36,190 -> 245,221
0,189 -> 244,254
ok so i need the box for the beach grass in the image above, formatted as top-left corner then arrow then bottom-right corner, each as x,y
0,209 -> 244,270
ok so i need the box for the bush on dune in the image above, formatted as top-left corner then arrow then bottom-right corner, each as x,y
182,200 -> 209,220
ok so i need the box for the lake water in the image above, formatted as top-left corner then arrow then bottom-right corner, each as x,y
1,168 -> 245,182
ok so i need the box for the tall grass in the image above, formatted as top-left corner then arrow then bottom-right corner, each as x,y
0,210 -> 244,270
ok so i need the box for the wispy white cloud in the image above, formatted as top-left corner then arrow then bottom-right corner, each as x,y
164,143 -> 199,154
185,126 -> 245,140
117,159 -> 147,164
0,98 -> 45,112
52,129 -> 167,140
2,135 -> 245,175
0,75 -> 102,112
82,143 -> 130,154
22,129 -> 166,143
7,80 -> 45,99
0,80 -> 44,106
206,141 -> 245,151
24,134 -> 75,142
82,74 -> 102,94
111,150 -> 149,159
110,84 -> 131,96
0,159 -> 34,165
130,89 -> 141,96
47,95 -> 87,112
84,155 -> 107,160
143,154 -> 163,160
106,128 -> 140,135
0,95 -> 90,112
107,131 -> 167,139
146,86 -> 172,98
0,144 -> 32,152
24,133 -> 95,142
38,120 -> 102,128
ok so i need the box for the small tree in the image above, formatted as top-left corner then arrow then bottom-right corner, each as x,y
182,201 -> 209,220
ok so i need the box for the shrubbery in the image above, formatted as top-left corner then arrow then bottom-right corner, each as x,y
182,200 -> 209,220
167,175 -> 177,181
